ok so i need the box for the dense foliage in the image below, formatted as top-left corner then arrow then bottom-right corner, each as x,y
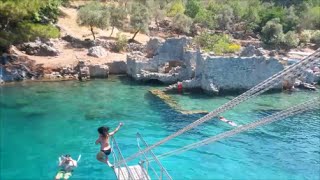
194,32 -> 241,55
0,0 -> 62,51
1,0 -> 320,52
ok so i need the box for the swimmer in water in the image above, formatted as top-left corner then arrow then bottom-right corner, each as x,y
55,155 -> 77,180
95,123 -> 123,167
219,116 -> 238,127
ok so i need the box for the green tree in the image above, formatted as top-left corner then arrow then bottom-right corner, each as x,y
194,7 -> 216,29
216,5 -> 234,31
130,3 -> 150,41
261,18 -> 285,47
300,6 -> 320,30
0,0 -> 62,51
0,0 -> 50,30
109,5 -> 127,37
185,0 -> 200,18
243,6 -> 261,33
77,2 -> 110,40
166,0 -> 185,17
172,13 -> 193,34
282,6 -> 299,32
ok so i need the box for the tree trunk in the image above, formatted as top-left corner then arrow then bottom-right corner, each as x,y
110,26 -> 114,37
90,25 -> 95,40
130,29 -> 140,42
155,18 -> 160,31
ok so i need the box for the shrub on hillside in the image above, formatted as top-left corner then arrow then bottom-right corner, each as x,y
216,5 -> 234,31
261,18 -> 284,47
194,32 -> 241,55
194,8 -> 216,29
172,13 -> 193,34
166,0 -> 185,17
299,30 -> 312,44
311,30 -> 320,46
17,22 -> 60,42
113,33 -> 128,52
282,31 -> 299,48
300,6 -> 320,30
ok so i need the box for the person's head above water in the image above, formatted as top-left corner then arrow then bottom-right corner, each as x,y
219,116 -> 224,119
98,126 -> 110,138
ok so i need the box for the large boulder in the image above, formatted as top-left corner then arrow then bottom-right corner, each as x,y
88,46 -> 108,58
19,39 -> 59,56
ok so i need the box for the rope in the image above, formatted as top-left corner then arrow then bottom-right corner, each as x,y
117,50 -> 320,165
155,97 -> 319,160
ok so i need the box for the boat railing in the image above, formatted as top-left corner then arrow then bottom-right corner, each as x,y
111,136 -> 135,179
136,133 -> 173,180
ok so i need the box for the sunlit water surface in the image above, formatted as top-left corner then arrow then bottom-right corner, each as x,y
0,76 -> 319,180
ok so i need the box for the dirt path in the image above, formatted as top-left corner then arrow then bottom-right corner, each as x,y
16,5 -> 150,68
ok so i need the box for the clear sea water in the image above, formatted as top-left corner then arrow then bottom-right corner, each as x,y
0,76 -> 319,180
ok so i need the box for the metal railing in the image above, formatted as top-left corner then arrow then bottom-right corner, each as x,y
111,136 -> 135,180
136,133 -> 173,180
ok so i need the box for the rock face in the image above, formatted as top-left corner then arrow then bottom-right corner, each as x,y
126,37 -> 195,84
88,46 -> 108,57
128,36 -> 285,92
88,64 -> 109,78
107,61 -> 127,74
127,37 -> 288,93
166,55 -> 284,94
19,41 -> 59,56
240,45 -> 263,57
75,60 -> 109,80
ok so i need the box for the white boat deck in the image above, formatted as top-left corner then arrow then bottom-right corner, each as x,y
114,165 -> 150,180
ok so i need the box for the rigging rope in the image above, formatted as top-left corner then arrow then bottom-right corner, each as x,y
117,50 -> 320,165
155,97 -> 320,160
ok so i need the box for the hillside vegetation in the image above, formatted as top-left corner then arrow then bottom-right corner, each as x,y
1,0 -> 319,53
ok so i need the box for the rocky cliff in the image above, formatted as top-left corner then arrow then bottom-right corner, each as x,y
127,37 -> 288,93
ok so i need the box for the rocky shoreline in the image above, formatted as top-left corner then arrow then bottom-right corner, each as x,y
1,37 -> 319,94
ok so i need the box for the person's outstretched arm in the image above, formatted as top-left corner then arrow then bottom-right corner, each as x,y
109,123 -> 123,136
95,137 -> 100,145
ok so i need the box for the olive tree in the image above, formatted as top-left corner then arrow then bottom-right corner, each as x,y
109,5 -> 127,37
77,2 -> 109,40
129,3 -> 150,41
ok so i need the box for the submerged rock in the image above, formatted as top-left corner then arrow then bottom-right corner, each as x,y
149,89 -> 208,115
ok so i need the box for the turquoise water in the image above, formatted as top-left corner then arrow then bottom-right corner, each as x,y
0,76 -> 319,180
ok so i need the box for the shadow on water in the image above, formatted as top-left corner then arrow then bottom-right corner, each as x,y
117,75 -> 166,88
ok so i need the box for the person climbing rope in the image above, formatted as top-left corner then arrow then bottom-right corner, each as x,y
55,154 -> 78,180
95,123 -> 123,167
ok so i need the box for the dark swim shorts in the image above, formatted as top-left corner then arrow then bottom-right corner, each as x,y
101,149 -> 111,156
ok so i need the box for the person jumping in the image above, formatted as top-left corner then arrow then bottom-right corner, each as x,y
95,123 -> 123,167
